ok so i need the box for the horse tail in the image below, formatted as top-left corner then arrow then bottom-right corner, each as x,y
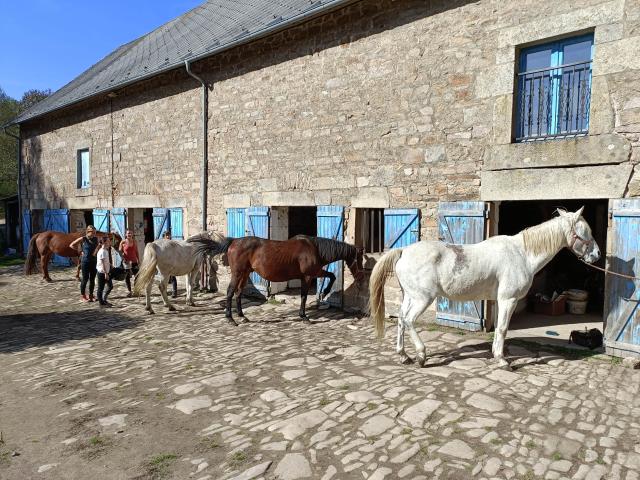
369,248 -> 403,340
133,243 -> 158,296
24,233 -> 40,275
187,233 -> 233,257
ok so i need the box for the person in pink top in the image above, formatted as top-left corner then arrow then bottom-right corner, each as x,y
119,229 -> 140,297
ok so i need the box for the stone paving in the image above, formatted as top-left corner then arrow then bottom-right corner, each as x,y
1,265 -> 640,480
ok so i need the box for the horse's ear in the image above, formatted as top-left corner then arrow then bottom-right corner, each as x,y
556,208 -> 568,217
575,206 -> 584,218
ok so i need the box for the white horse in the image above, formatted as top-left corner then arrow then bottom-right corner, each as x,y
133,233 -> 221,314
369,208 -> 600,369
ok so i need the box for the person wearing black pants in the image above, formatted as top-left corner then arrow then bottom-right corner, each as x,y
70,225 -> 99,302
96,236 -> 115,306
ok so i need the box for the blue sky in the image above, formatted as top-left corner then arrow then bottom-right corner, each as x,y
0,0 -> 203,99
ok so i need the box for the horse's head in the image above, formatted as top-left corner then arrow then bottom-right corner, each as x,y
560,207 -> 600,264
348,246 -> 366,281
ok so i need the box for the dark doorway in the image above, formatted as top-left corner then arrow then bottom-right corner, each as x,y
289,207 -> 317,238
143,208 -> 154,243
83,210 -> 93,228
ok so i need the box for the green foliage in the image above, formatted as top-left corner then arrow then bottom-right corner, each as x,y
0,87 -> 51,198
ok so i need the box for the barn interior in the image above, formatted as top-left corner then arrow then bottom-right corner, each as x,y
497,199 -> 607,349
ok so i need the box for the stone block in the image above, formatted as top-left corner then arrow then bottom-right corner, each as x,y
481,163 -> 633,200
223,193 -> 251,208
350,187 -> 390,208
593,36 -> 640,76
589,76 -> 615,135
262,191 -> 315,206
484,134 -> 631,171
474,63 -> 515,99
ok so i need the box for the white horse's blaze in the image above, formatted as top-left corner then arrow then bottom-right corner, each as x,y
369,208 -> 600,368
133,234 -> 220,313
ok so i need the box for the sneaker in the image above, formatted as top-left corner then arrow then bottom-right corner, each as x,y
126,292 -> 133,298
172,292 -> 178,298
81,294 -> 89,302
88,295 -> 95,303
102,301 -> 113,308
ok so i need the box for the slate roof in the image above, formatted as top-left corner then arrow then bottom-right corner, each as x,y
9,0 -> 352,126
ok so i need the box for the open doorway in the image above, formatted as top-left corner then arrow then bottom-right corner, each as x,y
286,207 -> 317,290
142,208 -> 154,243
497,199 -> 607,348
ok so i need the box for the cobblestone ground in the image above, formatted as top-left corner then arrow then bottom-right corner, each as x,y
1,265 -> 640,480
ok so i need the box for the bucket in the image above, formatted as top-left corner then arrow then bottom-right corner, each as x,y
567,299 -> 588,314
565,289 -> 588,301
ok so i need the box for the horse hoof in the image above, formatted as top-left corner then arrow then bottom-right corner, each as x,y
226,318 -> 238,327
400,355 -> 414,365
416,355 -> 427,368
147,309 -> 155,315
299,315 -> 311,323
241,317 -> 250,324
44,278 -> 53,283
494,358 -> 512,370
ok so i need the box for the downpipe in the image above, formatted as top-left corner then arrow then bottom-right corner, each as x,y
3,125 -> 23,255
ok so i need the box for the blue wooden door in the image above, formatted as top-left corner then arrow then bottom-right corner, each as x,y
605,199 -> 640,358
44,208 -> 71,266
384,209 -> 420,249
169,208 -> 184,240
153,208 -> 170,240
246,206 -> 270,295
227,208 -> 246,238
317,205 -> 344,307
93,209 -> 110,233
110,208 -> 127,238
22,209 -> 32,256
436,201 -> 487,331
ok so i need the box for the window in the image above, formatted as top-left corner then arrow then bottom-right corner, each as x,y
516,33 -> 593,142
357,208 -> 385,254
76,149 -> 90,188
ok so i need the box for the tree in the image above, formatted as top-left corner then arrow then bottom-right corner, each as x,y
0,87 -> 51,199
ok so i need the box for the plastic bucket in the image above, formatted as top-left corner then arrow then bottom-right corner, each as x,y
565,289 -> 588,301
567,299 -> 588,314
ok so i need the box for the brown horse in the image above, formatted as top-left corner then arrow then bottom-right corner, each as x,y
24,230 -> 122,282
189,234 -> 364,325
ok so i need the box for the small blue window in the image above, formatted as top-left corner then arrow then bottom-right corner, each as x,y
77,149 -> 90,188
516,34 -> 593,142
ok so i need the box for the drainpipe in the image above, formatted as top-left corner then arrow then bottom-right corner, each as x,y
3,125 -> 22,255
184,60 -> 209,233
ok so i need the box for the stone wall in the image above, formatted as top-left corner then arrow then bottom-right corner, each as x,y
18,0 -> 640,313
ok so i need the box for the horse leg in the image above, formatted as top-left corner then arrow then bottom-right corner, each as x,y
298,277 -> 312,323
41,252 -> 53,282
186,272 -> 196,307
235,271 -> 250,322
145,280 -> 155,314
318,270 -> 336,302
492,297 -> 518,369
158,276 -> 176,311
225,273 -> 239,326
402,296 -> 431,368
397,294 -> 413,365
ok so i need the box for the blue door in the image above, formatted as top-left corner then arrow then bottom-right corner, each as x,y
605,199 -> 640,358
436,201 -> 487,331
44,208 -> 71,266
110,208 -> 127,238
22,209 -> 32,256
93,209 -> 110,233
317,205 -> 344,307
227,208 -> 246,238
169,208 -> 184,240
153,208 -> 170,240
384,209 -> 420,249
246,206 -> 270,295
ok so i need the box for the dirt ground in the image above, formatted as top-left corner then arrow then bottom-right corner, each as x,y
1,264 -> 639,480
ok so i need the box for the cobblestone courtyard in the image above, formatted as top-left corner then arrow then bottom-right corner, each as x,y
1,265 -> 640,480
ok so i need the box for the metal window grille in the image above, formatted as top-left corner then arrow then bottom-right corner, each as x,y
360,208 -> 384,254
516,60 -> 592,142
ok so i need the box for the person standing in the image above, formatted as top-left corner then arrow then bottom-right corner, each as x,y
70,225 -> 99,302
96,236 -> 115,307
119,229 -> 140,297
163,229 -> 178,297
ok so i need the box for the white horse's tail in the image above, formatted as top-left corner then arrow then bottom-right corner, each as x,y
133,243 -> 157,296
369,248 -> 403,339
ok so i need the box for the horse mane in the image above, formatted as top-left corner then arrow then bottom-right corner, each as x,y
521,216 -> 568,256
298,235 -> 356,264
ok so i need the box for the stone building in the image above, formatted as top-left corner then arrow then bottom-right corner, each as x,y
6,0 -> 640,357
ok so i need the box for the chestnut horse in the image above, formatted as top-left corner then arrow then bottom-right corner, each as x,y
188,234 -> 364,325
24,230 -> 121,282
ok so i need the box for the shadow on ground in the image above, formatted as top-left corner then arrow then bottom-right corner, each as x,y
0,311 -> 143,354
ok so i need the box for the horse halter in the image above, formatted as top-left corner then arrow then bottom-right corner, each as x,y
568,226 -> 594,260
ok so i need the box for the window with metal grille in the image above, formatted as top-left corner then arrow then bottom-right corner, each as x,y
516,34 -> 593,142
358,208 -> 384,254
76,149 -> 90,188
